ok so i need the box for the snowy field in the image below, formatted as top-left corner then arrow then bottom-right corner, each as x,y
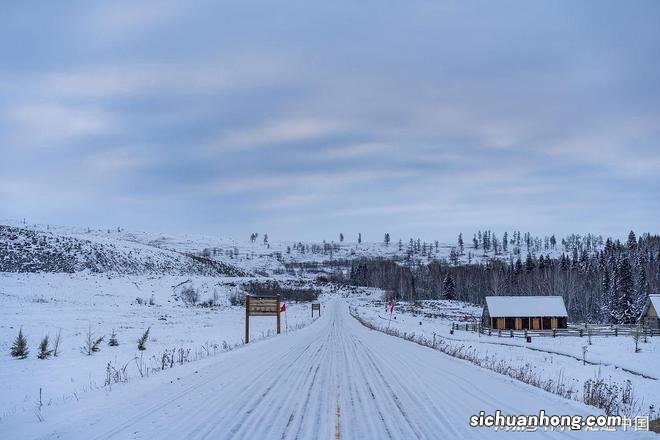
0,272 -> 323,420
351,298 -> 660,419
2,300 -> 655,439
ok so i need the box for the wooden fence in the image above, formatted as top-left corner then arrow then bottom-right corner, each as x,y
453,322 -> 660,338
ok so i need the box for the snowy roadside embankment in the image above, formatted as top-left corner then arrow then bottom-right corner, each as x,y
350,299 -> 659,418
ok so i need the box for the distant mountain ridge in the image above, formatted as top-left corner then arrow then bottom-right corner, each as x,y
0,224 -> 248,277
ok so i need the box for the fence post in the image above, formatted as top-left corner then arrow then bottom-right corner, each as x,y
510,329 -> 513,338
465,323 -> 468,331
498,329 -> 501,337
552,328 -> 556,338
615,326 -> 618,337
579,329 -> 583,337
433,332 -> 436,348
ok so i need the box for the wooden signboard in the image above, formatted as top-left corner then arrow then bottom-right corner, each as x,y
311,302 -> 321,317
245,295 -> 280,344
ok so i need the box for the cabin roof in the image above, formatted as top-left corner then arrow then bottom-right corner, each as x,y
649,294 -> 660,311
484,296 -> 568,318
642,294 -> 660,316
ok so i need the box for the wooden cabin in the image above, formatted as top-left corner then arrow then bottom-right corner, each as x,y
482,296 -> 568,330
639,294 -> 659,329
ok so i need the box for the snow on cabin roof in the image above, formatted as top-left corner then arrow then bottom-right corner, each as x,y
485,296 -> 568,318
648,295 -> 660,312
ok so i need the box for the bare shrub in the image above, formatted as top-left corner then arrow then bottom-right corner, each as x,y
583,379 -> 639,417
104,360 -> 129,388
52,329 -> 62,356
229,292 -> 245,306
181,286 -> 199,305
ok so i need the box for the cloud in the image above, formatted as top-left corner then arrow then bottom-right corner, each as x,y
212,118 -> 349,150
4,103 -> 113,148
1,1 -> 659,238
86,0 -> 182,36
203,169 -> 412,195
36,55 -> 297,100
321,142 -> 391,159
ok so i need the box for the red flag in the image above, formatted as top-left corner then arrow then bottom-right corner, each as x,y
280,303 -> 286,313
389,302 -> 395,314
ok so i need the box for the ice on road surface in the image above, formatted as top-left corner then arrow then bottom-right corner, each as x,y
3,301 -> 650,439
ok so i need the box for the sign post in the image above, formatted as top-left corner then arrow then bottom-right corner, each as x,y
244,295 -> 280,344
311,302 -> 321,318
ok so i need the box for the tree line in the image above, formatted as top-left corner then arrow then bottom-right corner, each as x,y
347,231 -> 659,323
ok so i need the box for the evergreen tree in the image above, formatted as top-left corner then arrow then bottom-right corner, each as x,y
358,233 -> 362,244
457,233 -> 464,255
442,275 -> 455,300
37,335 -> 52,359
515,257 -> 523,275
615,257 -> 635,324
137,327 -> 150,351
502,232 -> 508,252
384,233 -> 391,246
600,270 -> 612,322
472,234 -> 478,249
627,230 -> 637,251
339,233 -> 344,243
525,253 -> 535,272
109,330 -> 119,347
11,329 -> 29,359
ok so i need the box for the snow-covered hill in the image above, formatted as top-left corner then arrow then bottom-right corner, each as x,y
0,225 -> 247,277
1,220 -> 570,278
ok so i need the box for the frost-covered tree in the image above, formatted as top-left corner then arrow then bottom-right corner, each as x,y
11,328 -> 29,359
37,335 -> 52,359
384,233 -> 390,246
627,230 -> 637,252
457,233 -> 464,255
358,233 -> 362,244
442,275 -> 455,300
525,253 -> 535,272
615,257 -> 635,324
339,233 -> 344,243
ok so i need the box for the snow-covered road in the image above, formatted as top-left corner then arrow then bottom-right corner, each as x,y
4,301 -> 651,439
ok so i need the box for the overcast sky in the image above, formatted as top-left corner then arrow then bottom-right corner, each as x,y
1,1 -> 659,242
